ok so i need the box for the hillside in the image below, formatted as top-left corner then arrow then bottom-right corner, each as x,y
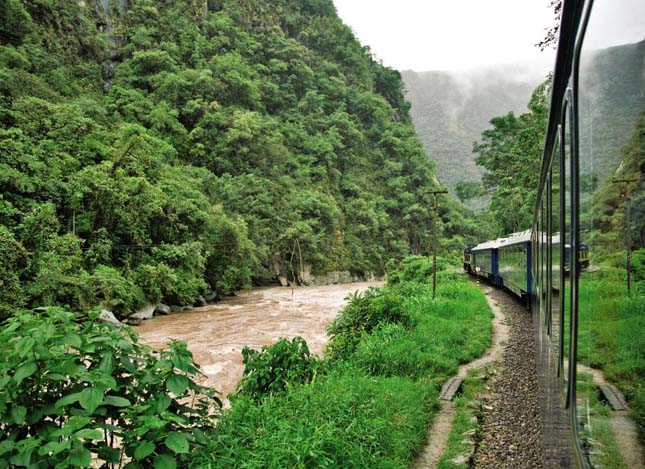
401,67 -> 545,207
578,40 -> 645,182
0,0 -> 488,319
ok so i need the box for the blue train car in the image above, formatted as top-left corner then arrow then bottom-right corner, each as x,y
496,230 -> 532,297
469,238 -> 501,286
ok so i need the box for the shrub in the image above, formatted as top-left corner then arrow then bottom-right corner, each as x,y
632,248 -> 645,283
326,287 -> 411,360
85,265 -> 145,317
0,308 -> 220,468
235,337 -> 320,402
386,255 -> 450,285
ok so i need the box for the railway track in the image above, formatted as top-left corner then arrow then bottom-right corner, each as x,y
472,287 -> 544,468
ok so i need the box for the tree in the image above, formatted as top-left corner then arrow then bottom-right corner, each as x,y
474,80 -> 551,234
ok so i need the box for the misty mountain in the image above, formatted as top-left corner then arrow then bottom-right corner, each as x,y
578,39 -> 645,182
401,65 -> 547,207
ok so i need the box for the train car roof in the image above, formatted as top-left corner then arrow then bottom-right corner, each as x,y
470,229 -> 532,251
497,229 -> 532,248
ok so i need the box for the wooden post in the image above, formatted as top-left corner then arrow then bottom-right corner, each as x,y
426,189 -> 448,300
612,178 -> 639,297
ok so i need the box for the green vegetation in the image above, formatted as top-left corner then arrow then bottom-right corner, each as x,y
235,336 -> 321,402
0,309 -> 219,468
192,257 -> 493,467
0,0 -> 490,320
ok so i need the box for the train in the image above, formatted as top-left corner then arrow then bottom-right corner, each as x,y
463,0 -> 643,466
463,229 -> 589,298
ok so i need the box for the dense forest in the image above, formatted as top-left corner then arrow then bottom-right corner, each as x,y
0,0 -> 487,320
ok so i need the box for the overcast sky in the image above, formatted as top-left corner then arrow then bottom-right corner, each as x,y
332,0 -> 645,73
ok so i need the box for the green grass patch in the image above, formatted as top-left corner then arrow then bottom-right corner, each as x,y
351,282 -> 492,379
192,370 -> 438,468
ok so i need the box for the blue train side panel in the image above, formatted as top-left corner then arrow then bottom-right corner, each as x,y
492,250 -> 501,286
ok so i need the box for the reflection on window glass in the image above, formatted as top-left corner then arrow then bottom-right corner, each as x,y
575,0 -> 644,466
551,139 -> 561,359
562,101 -> 571,394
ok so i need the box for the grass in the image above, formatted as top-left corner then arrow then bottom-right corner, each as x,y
192,370 -> 439,468
352,282 -> 492,380
192,259 -> 494,467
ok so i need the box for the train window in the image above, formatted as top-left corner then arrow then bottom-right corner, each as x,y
562,95 -> 572,397
546,174 -> 553,336
574,0 -> 644,464
550,131 -> 561,358
540,197 -> 548,327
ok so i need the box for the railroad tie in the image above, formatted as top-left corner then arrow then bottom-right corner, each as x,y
598,384 -> 629,411
439,377 -> 463,401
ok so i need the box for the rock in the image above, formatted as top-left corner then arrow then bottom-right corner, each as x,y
204,291 -> 218,303
451,455 -> 469,465
170,305 -> 183,313
197,295 -> 207,306
277,274 -> 289,287
124,317 -> 142,326
182,305 -> 194,311
154,304 -> 171,316
129,304 -> 155,320
300,263 -> 314,286
99,309 -> 122,328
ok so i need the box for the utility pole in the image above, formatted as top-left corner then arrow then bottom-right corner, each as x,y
426,189 -> 449,300
612,178 -> 640,297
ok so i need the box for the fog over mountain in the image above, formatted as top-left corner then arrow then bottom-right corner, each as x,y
401,64 -> 548,208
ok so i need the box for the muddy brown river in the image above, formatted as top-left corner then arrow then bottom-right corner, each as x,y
137,282 -> 383,403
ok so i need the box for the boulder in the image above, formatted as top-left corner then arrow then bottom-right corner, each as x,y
197,295 -> 207,307
182,305 -> 194,311
129,304 -> 155,321
277,274 -> 289,287
124,317 -> 142,326
154,304 -> 171,316
204,291 -> 218,303
99,309 -> 122,328
170,305 -> 184,313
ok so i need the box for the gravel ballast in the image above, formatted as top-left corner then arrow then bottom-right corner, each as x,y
472,288 -> 544,468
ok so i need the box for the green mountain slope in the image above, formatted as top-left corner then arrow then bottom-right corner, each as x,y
0,0 -> 485,318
